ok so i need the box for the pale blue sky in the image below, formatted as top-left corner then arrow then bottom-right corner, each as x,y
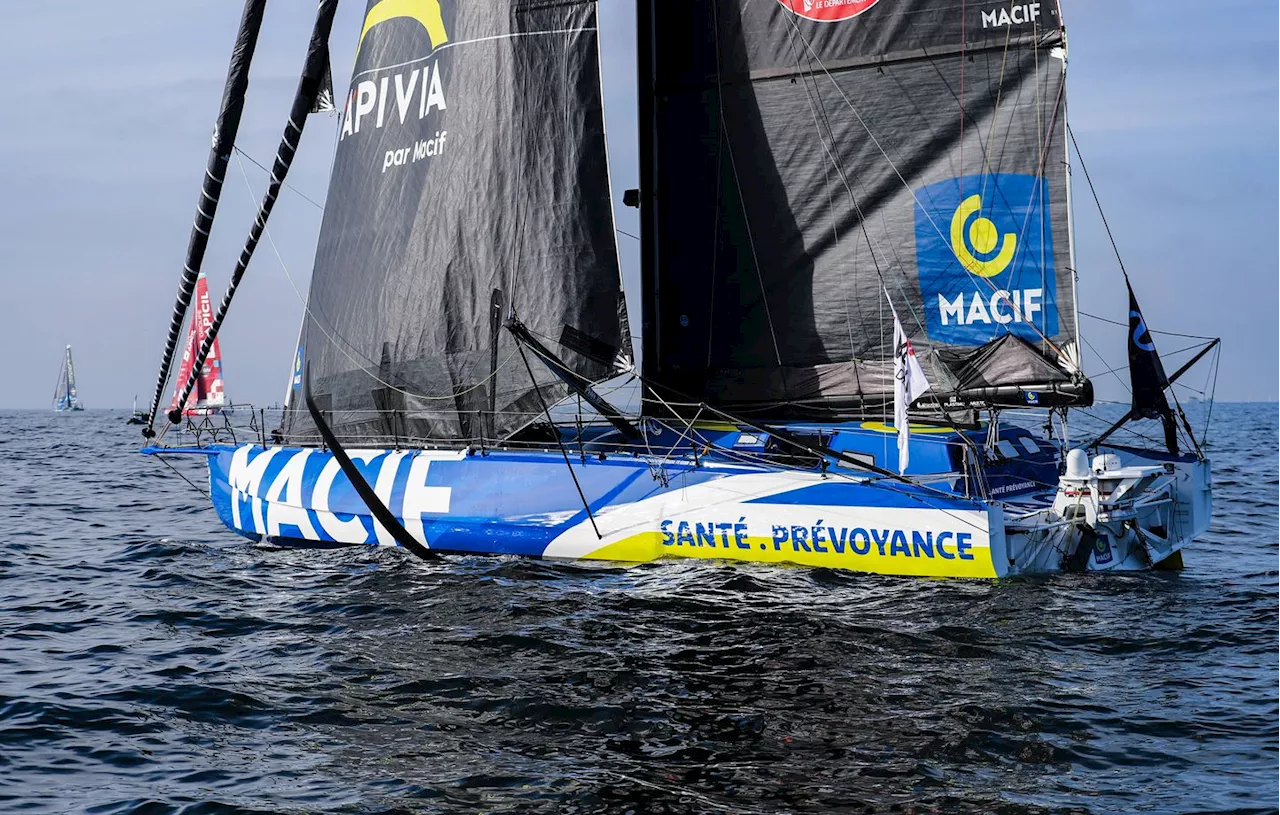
0,0 -> 1274,409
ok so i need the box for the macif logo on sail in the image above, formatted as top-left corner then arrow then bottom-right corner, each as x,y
913,174 -> 1059,346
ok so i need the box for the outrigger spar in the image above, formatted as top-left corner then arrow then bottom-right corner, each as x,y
142,0 -> 1215,577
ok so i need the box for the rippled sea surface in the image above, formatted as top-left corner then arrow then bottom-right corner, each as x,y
1,404 -> 1275,814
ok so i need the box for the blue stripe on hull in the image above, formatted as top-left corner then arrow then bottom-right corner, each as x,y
200,444 -> 992,566
209,445 -> 726,556
747,482 -> 976,510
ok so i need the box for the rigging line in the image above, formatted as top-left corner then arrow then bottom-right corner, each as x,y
1080,330 -> 1131,395
780,41 -> 865,394
50,356 -> 66,404
303,364 -> 440,561
717,440 -> 992,533
688,397 -> 969,500
1195,344 -> 1214,404
152,455 -> 209,500
1090,363 -> 1132,380
778,11 -> 936,367
705,87 -> 725,370
784,32 -> 849,294
1066,123 -> 1130,280
779,19 -> 856,360
779,19 -> 890,292
1203,343 -> 1219,445
782,21 -> 1064,354
710,0 -> 784,368
1032,13 -> 1049,344
1169,380 -> 1208,397
616,228 -> 640,241
233,153 -> 521,402
778,16 -> 967,355
1162,341 -> 1220,359
1075,407 -> 1162,447
976,0 -> 1019,201
958,27 -> 1070,347
233,147 -> 324,211
515,340 -> 602,539
656,405 -> 706,468
793,39 -> 912,331
1079,311 -> 1217,341
1166,369 -> 1203,457
1001,62 -> 1067,344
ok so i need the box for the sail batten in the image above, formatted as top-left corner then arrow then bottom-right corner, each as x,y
638,0 -> 1087,417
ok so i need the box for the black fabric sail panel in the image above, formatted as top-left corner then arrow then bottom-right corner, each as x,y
287,0 -> 624,444
641,0 -> 1083,417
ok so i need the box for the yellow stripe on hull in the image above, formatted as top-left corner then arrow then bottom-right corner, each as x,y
576,532 -> 999,579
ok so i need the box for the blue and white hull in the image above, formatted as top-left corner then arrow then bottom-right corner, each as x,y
150,434 -> 1210,578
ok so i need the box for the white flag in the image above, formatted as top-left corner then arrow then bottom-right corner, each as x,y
889,296 -> 931,475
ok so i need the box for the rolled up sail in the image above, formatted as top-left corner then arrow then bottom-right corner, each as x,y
144,0 -> 266,431
638,0 -> 1088,418
286,0 -> 626,444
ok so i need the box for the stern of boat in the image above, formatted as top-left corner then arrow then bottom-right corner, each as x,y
1004,446 -> 1211,574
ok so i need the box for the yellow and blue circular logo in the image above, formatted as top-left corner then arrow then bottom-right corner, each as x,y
913,174 -> 1059,346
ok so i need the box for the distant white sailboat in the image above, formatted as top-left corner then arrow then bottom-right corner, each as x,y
127,395 -> 148,425
52,345 -> 84,412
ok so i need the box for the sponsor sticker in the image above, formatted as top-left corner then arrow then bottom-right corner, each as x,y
913,173 -> 1059,346
778,0 -> 882,23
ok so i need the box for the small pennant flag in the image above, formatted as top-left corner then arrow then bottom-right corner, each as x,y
1126,278 -> 1178,453
888,292 -> 931,475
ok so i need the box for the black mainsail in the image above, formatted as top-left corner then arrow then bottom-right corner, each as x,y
286,0 -> 626,444
637,0 -> 1088,418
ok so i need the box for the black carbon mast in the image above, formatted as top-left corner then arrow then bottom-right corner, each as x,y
143,0 -> 267,436
169,0 -> 340,425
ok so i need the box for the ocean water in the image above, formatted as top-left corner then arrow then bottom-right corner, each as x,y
0,404 -> 1275,814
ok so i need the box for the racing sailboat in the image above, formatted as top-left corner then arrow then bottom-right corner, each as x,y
53,345 -> 84,412
127,395 -> 148,425
168,272 -> 229,418
141,0 -> 1214,577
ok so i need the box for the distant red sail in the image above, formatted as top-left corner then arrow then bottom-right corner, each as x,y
168,273 -> 226,415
